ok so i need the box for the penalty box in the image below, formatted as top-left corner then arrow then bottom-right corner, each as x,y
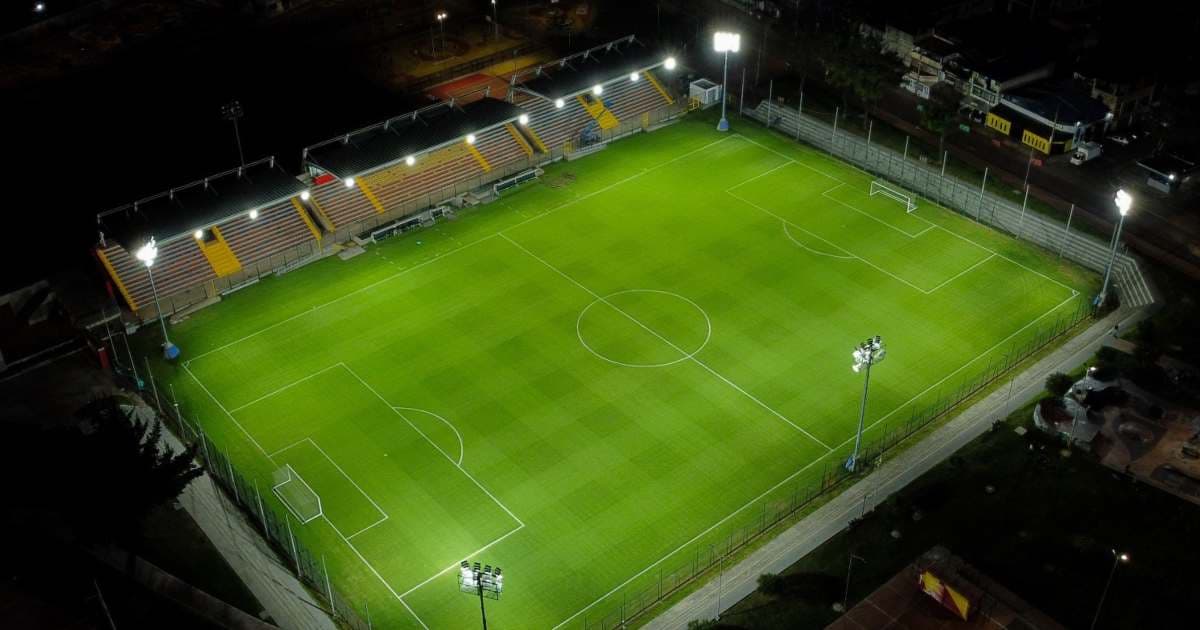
232,364 -> 522,591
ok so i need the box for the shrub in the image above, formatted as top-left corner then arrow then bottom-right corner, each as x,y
1045,372 -> 1074,398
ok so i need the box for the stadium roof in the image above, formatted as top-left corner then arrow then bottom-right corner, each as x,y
303,97 -> 523,179
97,157 -> 307,251
1001,79 -> 1111,127
514,35 -> 674,102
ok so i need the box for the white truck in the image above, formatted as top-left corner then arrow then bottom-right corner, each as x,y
1071,142 -> 1103,165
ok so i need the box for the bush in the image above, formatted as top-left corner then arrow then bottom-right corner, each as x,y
1045,372 -> 1074,398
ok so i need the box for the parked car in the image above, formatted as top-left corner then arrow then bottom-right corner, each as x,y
1108,135 -> 1131,146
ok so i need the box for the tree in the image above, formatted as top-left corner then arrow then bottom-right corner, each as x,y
921,83 -> 960,155
820,32 -> 904,124
1045,372 -> 1074,398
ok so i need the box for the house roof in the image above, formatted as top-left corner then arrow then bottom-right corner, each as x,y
1002,79 -> 1111,127
303,97 -> 524,179
97,157 -> 307,251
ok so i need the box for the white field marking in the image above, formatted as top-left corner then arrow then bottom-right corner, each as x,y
782,222 -> 856,259
181,363 -> 274,462
268,437 -> 309,459
186,136 -> 738,367
228,364 -> 344,414
922,254 -> 997,294
551,290 -> 1081,629
271,475 -> 323,524
575,289 -> 713,368
340,363 -> 526,528
398,522 -> 527,598
821,183 -> 932,239
346,513 -> 390,540
723,159 -> 796,192
392,406 -> 465,466
733,133 -> 1080,297
306,437 -> 389,524
500,233 -> 833,452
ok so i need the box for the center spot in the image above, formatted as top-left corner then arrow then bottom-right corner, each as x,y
576,290 -> 711,368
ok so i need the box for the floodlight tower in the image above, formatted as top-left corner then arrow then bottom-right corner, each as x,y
436,11 -> 449,56
848,336 -> 886,472
1098,189 -> 1132,307
458,560 -> 503,629
713,31 -> 740,132
220,100 -> 245,166
491,0 -> 499,41
135,238 -> 179,360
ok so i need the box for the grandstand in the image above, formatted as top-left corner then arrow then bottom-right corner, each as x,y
95,36 -> 681,321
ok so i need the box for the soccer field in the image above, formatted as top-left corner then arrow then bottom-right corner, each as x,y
162,116 -> 1093,629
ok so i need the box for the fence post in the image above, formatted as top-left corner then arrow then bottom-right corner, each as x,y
198,425 -> 213,466
866,120 -> 873,161
286,514 -> 301,575
766,79 -> 773,128
738,67 -> 746,117
254,480 -> 268,530
226,456 -> 240,503
322,554 -> 336,615
832,107 -> 839,148
1018,185 -> 1030,239
977,167 -> 988,221
796,94 -> 803,140
1059,204 -> 1075,259
144,356 -> 162,411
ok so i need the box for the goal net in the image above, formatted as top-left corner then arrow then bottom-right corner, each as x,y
273,464 -> 323,524
869,180 -> 917,213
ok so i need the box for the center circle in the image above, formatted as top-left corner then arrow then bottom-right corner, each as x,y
576,290 -> 711,368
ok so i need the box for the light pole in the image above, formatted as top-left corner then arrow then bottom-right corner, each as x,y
220,100 -> 245,166
848,336 -> 886,472
714,31 -> 740,132
458,561 -> 503,629
135,238 -> 179,360
491,0 -> 499,41
1090,549 -> 1129,630
1098,189 -> 1132,307
835,552 -> 866,612
436,11 -> 448,57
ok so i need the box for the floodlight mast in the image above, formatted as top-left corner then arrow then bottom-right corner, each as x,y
713,32 -> 740,131
135,238 -> 178,360
1098,189 -> 1132,307
458,561 -> 503,630
848,336 -> 885,472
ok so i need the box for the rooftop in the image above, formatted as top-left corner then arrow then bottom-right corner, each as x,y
97,157 -> 306,251
303,97 -> 523,180
1002,79 -> 1112,126
514,35 -> 674,102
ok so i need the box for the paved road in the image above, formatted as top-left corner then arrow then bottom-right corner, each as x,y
645,305 -> 1152,630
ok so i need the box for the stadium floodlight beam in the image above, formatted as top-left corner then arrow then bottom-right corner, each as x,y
135,238 -> 179,360
847,335 -> 885,472
406,155 -> 416,166
466,133 -> 477,144
518,114 -> 529,125
459,560 -> 503,629
630,71 -> 639,81
248,209 -> 258,220
664,56 -> 677,70
343,176 -> 355,188
1098,189 -> 1132,307
299,190 -> 311,201
713,32 -> 740,132
1090,549 -> 1130,630
554,98 -> 565,109
592,84 -> 603,95
34,2 -> 46,13
193,229 -> 203,240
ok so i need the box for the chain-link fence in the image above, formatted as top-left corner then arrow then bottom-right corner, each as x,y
580,297 -> 1094,630
746,100 -> 1154,307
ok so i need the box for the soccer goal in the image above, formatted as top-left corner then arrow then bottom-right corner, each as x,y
870,180 -> 918,213
272,464 -> 323,524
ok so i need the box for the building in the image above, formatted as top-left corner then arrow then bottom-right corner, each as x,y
983,79 -> 1113,154
828,546 -> 1066,629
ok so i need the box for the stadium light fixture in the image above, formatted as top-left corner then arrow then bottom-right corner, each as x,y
630,71 -> 639,82
1099,189 -> 1132,306
592,84 -> 603,95
466,133 -> 477,144
847,335 -> 885,472
136,237 -> 178,360
34,2 -> 46,13
193,229 -> 203,240
343,177 -> 355,188
406,155 -> 416,166
554,98 -> 565,109
518,114 -> 529,125
299,190 -> 311,201
248,209 -> 258,220
713,32 -> 740,132
459,561 -> 503,629
664,56 -> 677,70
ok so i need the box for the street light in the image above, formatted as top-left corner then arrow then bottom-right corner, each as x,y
490,0 -> 499,41
1090,549 -> 1129,630
436,11 -> 448,56
664,56 -> 677,71
459,561 -> 503,629
135,238 -> 179,360
713,32 -> 740,132
848,336 -> 886,472
1098,189 -> 1132,307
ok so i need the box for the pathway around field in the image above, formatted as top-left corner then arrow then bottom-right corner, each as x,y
644,304 -> 1152,630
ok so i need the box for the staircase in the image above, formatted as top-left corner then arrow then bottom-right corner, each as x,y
577,94 -> 619,130
644,70 -> 675,105
505,123 -> 534,157
196,227 -> 242,277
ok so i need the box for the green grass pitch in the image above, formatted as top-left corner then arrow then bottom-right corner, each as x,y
159,115 -> 1094,628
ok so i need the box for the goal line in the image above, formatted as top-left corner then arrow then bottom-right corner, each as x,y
273,464 -> 323,524
869,180 -> 917,213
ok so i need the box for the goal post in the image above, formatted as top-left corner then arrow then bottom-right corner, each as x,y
272,464 -> 323,524
870,180 -> 917,213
